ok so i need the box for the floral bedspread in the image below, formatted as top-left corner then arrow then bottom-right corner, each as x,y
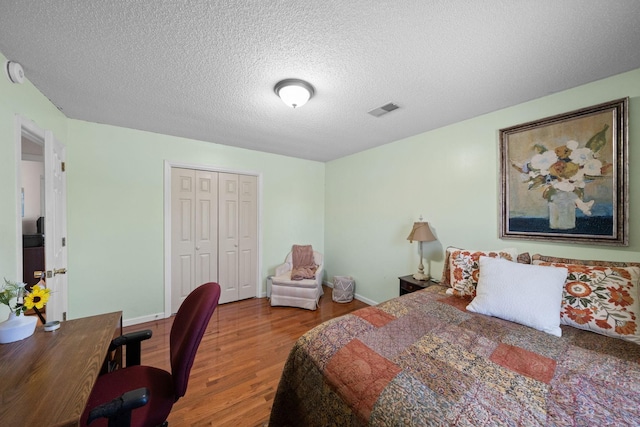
269,285 -> 640,426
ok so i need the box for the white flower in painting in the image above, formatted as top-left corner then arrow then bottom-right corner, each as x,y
530,150 -> 557,173
583,159 -> 603,176
573,176 -> 586,188
512,125 -> 610,215
554,180 -> 576,192
566,140 -> 579,150
575,198 -> 595,216
569,147 -> 594,165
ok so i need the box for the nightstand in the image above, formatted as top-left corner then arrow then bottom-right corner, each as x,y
399,275 -> 435,295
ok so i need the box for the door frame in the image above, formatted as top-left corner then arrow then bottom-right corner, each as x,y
163,160 -> 263,318
14,115 -> 68,320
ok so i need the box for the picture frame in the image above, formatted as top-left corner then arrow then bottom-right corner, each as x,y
499,98 -> 628,246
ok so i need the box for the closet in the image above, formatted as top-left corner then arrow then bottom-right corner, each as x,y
171,168 -> 257,312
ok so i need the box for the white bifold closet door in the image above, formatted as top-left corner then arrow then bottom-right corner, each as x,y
218,173 -> 258,304
171,168 -> 218,314
171,168 -> 257,312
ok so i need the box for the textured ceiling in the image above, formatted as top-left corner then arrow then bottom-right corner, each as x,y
1,1 -> 640,162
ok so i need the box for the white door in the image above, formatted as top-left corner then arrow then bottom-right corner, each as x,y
44,131 -> 68,322
168,166 -> 258,311
218,173 -> 239,304
171,168 -> 195,313
238,175 -> 257,300
194,170 -> 218,290
219,173 -> 257,304
171,168 -> 219,313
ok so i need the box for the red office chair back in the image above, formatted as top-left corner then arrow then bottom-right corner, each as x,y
170,282 -> 221,400
82,282 -> 221,427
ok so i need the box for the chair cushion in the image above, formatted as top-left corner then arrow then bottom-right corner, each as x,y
272,272 -> 319,288
81,365 -> 174,427
270,281 -> 324,310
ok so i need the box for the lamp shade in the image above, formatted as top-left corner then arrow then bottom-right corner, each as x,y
274,79 -> 315,108
406,222 -> 436,243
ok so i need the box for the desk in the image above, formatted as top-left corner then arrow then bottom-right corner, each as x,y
0,311 -> 122,427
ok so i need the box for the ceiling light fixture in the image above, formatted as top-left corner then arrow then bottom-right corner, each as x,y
274,79 -> 314,108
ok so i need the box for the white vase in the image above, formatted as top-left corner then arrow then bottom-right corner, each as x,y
0,312 -> 38,344
548,191 -> 578,230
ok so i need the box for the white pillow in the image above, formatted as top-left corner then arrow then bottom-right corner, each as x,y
466,256 -> 568,337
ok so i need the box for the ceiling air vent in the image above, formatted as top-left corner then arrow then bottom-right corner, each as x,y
368,102 -> 400,118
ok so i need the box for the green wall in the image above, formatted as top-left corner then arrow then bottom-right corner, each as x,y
0,51 -> 67,318
2,44 -> 639,321
66,121 -> 325,321
325,69 -> 640,305
1,52 -> 325,323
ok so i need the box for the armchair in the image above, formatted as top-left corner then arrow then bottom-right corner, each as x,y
270,248 -> 324,310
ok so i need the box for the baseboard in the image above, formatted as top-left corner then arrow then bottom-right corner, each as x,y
353,293 -> 377,306
124,292 -> 376,326
122,312 -> 166,327
323,279 -> 377,306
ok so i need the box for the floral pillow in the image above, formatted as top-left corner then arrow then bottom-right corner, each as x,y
440,247 -> 524,287
534,261 -> 640,345
445,247 -> 517,298
517,252 -> 532,264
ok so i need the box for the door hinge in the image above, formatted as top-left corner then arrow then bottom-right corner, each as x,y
62,237 -> 66,247
61,161 -> 66,172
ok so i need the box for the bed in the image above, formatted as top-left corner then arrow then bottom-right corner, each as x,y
269,283 -> 640,426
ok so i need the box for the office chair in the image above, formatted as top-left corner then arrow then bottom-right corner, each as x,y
81,282 -> 221,427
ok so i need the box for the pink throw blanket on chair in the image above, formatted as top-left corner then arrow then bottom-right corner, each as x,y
291,245 -> 317,280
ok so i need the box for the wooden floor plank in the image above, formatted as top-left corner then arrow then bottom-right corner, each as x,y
123,286 -> 368,426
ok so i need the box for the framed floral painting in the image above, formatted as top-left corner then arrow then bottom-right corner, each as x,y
499,98 -> 628,246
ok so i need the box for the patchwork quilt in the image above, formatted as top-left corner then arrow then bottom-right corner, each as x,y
269,285 -> 640,426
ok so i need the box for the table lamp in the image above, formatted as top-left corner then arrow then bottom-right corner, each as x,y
406,220 -> 436,281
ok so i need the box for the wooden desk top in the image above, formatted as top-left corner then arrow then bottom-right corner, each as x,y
0,311 -> 122,427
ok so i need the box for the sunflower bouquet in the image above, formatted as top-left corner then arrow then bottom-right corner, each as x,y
1,278 -> 51,316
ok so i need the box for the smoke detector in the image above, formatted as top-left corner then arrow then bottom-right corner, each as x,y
5,61 -> 25,84
368,102 -> 400,117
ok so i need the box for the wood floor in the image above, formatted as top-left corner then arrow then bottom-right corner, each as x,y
124,286 -> 369,427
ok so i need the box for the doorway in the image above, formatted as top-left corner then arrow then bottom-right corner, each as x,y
15,116 -> 68,322
21,134 -> 45,291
